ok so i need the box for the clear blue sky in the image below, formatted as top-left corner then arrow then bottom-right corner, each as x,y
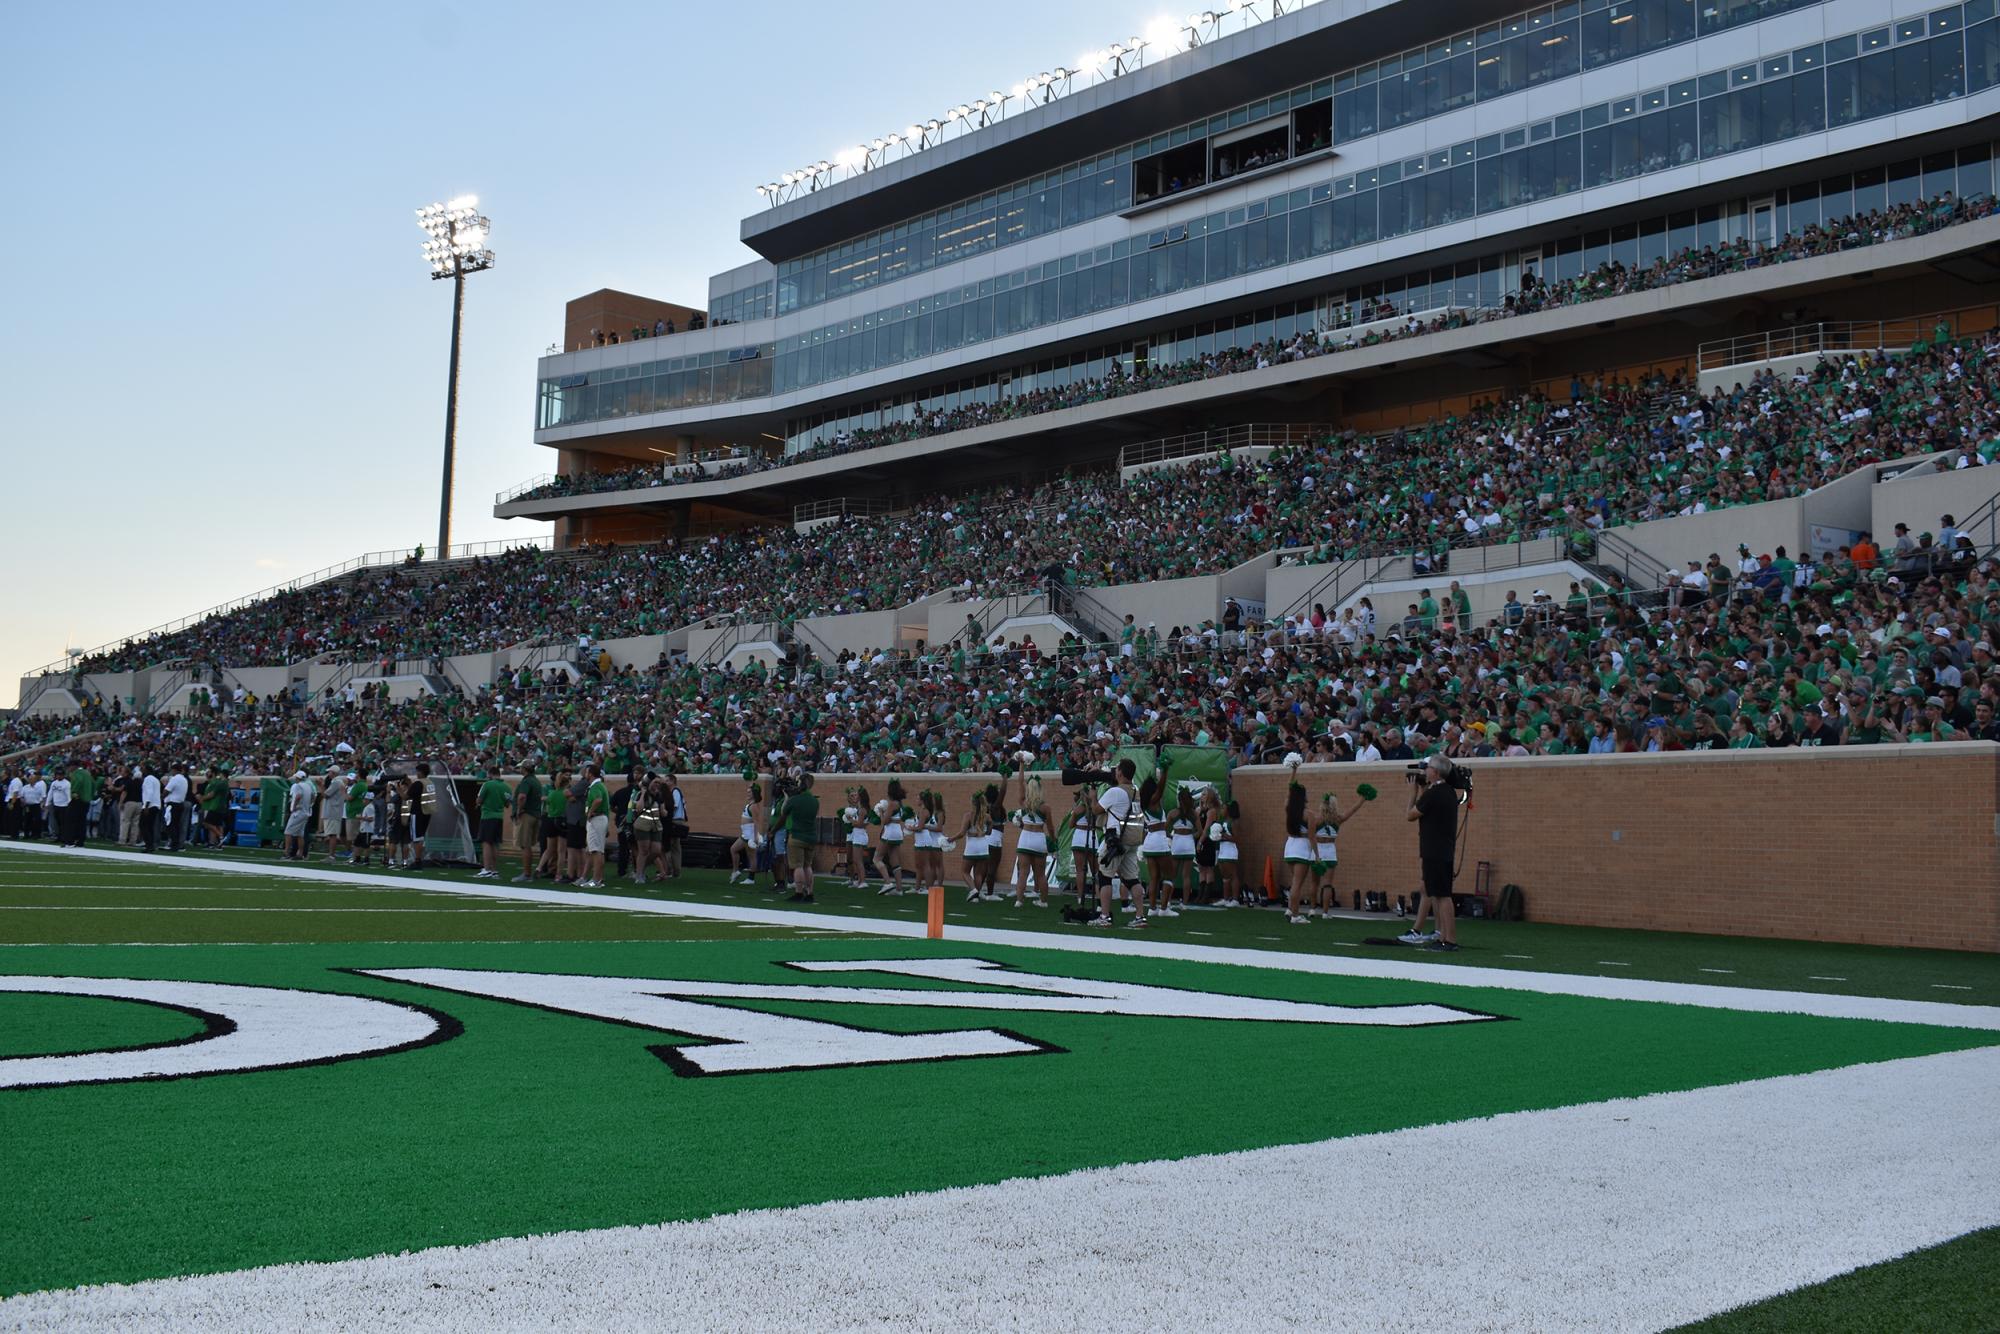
0,0 -> 1133,691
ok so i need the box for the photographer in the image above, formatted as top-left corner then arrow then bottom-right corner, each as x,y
1399,754 -> 1461,952
1079,758 -> 1143,929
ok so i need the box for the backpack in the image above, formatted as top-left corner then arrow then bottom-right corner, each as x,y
1496,883 -> 1526,922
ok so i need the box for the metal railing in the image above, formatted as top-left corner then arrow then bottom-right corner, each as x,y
143,665 -> 193,716
497,474 -> 556,504
1117,423 -> 1326,472
792,496 -> 895,527
1588,529 -> 1676,594
1696,320 -> 1929,373
29,536 -> 554,677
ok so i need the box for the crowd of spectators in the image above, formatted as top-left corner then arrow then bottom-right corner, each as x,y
16,531 -> 1997,809
517,190 -> 1998,503
70,309 -> 2000,680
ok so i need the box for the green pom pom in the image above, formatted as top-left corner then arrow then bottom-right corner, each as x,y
1356,783 -> 1379,801
741,768 -> 757,783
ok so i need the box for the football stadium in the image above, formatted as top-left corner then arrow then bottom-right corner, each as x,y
7,0 -> 2000,1328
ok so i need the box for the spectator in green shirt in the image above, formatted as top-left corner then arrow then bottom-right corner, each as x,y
475,769 -> 510,879
785,773 -> 820,902
512,769 -> 544,883
200,770 -> 231,847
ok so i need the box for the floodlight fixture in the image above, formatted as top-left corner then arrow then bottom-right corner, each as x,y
412,195 -> 495,561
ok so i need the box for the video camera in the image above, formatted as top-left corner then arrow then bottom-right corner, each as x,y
1406,760 -> 1474,793
1060,765 -> 1116,788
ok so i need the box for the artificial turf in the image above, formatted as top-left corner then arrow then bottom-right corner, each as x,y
2,933 -> 1994,1296
1673,1226 -> 2000,1333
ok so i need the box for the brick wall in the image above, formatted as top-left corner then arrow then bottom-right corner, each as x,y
670,746 -> 2000,953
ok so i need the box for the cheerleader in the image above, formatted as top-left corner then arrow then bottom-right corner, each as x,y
1137,770 -> 1174,917
876,779 -> 912,895
979,783 -> 1005,899
958,791 -> 989,901
1211,797 -> 1244,904
729,780 -> 761,884
1194,788 -> 1222,905
1168,787 -> 1199,910
1068,787 -> 1097,903
1282,773 -> 1316,922
843,786 -> 871,888
1292,787 -> 1364,923
919,789 -> 946,892
1008,769 -> 1051,908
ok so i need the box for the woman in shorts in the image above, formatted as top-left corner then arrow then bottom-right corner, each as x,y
1067,787 -> 1097,904
842,786 -> 869,889
1193,788 -> 1222,905
1282,778 -> 1316,924
875,780 -> 911,895
629,777 -> 664,885
1210,797 -> 1243,905
1137,773 -> 1173,918
1168,786 -> 1199,910
922,790 -> 947,893
729,780 -> 761,885
1007,770 -> 1051,909
958,791 -> 989,901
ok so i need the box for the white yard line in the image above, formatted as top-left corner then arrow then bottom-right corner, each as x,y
3,844 -> 1996,1031
7,1046 -> 1997,1332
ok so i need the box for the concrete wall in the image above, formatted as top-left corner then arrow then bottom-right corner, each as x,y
928,594 -> 1046,646
1871,460 -> 2000,541
797,608 -> 903,659
674,747 -> 2000,952
1332,560 -> 1594,626
1619,453 -> 1943,572
1263,556 -> 1403,622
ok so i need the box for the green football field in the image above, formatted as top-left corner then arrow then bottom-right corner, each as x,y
2,844 -> 1996,1330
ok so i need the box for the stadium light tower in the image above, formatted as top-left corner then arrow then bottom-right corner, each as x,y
414,196 -> 494,561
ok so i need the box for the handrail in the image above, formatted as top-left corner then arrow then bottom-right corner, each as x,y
143,665 -> 192,716
31,536 -> 554,677
1117,423 -> 1326,472
1589,529 -> 1675,590
1696,319 -> 1929,373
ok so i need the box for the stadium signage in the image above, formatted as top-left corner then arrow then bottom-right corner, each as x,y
1,959 -> 1499,1086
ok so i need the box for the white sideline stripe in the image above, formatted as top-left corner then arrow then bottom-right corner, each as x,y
8,1047 -> 1998,1331
0,906 -> 615,914
4,844 -> 1997,1032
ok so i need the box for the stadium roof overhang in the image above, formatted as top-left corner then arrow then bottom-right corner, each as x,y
739,0 -> 1507,263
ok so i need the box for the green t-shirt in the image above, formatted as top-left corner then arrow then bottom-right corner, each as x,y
515,775 -> 543,817
786,790 -> 821,840
478,779 -> 510,820
586,779 -> 609,817
543,783 -> 565,819
345,785 -> 368,818
201,776 -> 229,814
69,767 -> 94,803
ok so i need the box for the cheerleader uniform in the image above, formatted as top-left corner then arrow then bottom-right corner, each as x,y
845,805 -> 870,848
1015,809 -> 1049,856
1212,817 -> 1239,864
1139,807 -> 1171,861
914,811 -> 936,851
1071,808 -> 1095,854
1169,813 -> 1197,859
1283,820 -> 1315,865
1313,819 -> 1338,875
739,801 -> 759,845
881,802 -> 906,846
962,822 -> 988,862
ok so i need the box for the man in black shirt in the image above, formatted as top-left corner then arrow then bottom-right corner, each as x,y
1400,754 -> 1461,951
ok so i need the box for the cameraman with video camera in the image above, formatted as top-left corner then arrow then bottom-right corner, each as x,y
1062,756 -> 1145,929
1400,753 -> 1461,951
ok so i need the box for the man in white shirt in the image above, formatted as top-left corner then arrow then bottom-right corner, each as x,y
1678,561 -> 1710,608
285,770 -> 315,861
163,767 -> 190,852
1091,759 -> 1143,929
3,773 -> 22,840
21,773 -> 48,840
46,773 -> 72,844
140,768 -> 164,853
